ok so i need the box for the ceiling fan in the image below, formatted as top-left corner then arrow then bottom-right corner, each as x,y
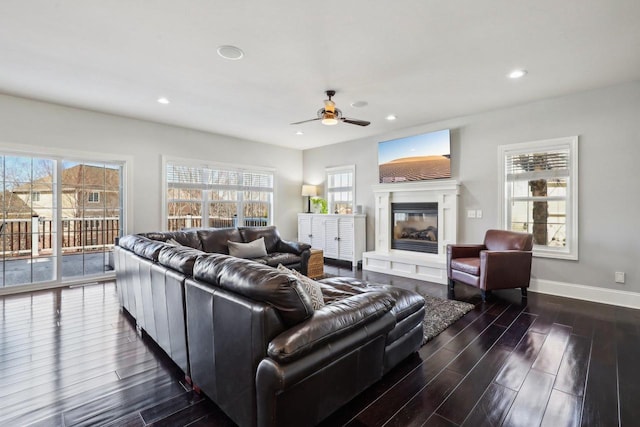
291,90 -> 370,127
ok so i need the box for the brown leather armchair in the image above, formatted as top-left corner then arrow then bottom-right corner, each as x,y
447,229 -> 533,301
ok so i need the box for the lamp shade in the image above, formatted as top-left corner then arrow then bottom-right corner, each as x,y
301,185 -> 317,197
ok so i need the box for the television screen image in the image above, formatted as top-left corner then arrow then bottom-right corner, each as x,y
378,129 -> 451,183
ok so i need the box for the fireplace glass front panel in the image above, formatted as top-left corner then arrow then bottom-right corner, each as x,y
391,202 -> 438,253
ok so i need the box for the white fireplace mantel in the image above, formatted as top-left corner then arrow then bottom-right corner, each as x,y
362,179 -> 460,284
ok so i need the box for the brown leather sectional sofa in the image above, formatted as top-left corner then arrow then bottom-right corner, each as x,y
114,226 -> 425,427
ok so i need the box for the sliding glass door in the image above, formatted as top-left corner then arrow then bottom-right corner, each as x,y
0,154 -> 124,290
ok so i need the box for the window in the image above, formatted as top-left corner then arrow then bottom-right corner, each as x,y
499,136 -> 578,260
165,160 -> 274,231
88,191 -> 100,203
0,153 -> 126,289
326,165 -> 355,214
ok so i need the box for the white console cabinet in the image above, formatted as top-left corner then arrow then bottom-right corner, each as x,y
298,214 -> 366,268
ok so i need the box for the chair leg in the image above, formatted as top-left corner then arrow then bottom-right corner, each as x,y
521,287 -> 528,298
448,279 -> 455,291
481,290 -> 487,302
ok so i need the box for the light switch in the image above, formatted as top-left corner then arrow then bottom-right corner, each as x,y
467,210 -> 476,218
476,210 -> 483,218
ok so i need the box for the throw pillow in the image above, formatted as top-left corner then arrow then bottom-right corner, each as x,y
277,264 -> 325,310
228,237 -> 268,259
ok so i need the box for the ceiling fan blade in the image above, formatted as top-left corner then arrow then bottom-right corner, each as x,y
341,117 -> 371,126
290,118 -> 322,125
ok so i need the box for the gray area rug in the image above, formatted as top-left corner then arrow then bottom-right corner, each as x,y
420,295 -> 475,344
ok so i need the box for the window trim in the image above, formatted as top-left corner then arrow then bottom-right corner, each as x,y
325,164 -> 355,215
31,191 -> 41,202
498,136 -> 578,260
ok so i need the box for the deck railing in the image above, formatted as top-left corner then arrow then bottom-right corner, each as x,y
0,217 -> 120,257
1,215 -> 270,257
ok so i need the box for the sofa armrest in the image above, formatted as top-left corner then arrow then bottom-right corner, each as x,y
447,244 -> 485,276
480,250 -> 533,290
276,239 -> 311,255
447,244 -> 485,259
267,292 -> 395,363
276,239 -> 312,275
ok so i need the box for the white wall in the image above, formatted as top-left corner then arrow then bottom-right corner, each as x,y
303,81 -> 640,294
0,94 -> 303,240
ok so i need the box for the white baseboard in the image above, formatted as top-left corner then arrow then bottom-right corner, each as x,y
530,278 -> 640,310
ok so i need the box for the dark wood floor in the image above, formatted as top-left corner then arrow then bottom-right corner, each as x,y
1,265 -> 639,426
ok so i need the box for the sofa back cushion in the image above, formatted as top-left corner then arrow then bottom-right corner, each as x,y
193,254 -> 314,326
484,229 -> 533,251
158,245 -> 204,276
197,227 -> 243,254
140,231 -> 203,251
119,235 -> 166,262
238,226 -> 281,253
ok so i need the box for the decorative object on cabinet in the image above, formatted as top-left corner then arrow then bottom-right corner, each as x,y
311,197 -> 328,214
301,184 -> 317,213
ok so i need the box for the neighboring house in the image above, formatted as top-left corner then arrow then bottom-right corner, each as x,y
10,164 -> 120,220
0,190 -> 35,219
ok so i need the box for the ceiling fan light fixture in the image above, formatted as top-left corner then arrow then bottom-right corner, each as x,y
321,116 -> 338,126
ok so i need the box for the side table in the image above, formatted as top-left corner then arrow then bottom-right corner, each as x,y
307,248 -> 324,279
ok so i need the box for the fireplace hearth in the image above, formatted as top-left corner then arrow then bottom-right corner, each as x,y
391,202 -> 438,253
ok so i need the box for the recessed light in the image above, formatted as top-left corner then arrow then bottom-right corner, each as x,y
295,131 -> 304,135
157,97 -> 170,104
386,114 -> 397,121
351,101 -> 368,108
217,45 -> 244,60
508,69 -> 527,79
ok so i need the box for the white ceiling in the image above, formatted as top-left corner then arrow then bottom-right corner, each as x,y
1,1 -> 639,150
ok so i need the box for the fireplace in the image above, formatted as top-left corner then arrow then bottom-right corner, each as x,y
391,203 -> 438,253
363,179 -> 460,284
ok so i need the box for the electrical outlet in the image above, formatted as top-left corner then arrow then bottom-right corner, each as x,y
615,272 -> 625,284
476,209 -> 483,219
467,210 -> 476,218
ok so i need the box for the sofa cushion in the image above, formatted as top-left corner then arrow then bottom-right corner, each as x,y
140,231 -> 203,251
228,237 -> 268,259
197,227 -> 242,254
267,292 -> 394,363
119,235 -> 165,261
450,258 -> 481,276
257,252 -> 300,267
158,245 -> 205,276
238,226 -> 281,253
193,254 -> 314,326
277,265 -> 325,310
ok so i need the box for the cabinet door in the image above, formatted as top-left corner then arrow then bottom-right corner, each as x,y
310,217 -> 325,249
323,217 -> 339,259
298,216 -> 312,245
337,218 -> 354,260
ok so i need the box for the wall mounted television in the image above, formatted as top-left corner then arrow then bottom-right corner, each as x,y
378,129 -> 451,183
